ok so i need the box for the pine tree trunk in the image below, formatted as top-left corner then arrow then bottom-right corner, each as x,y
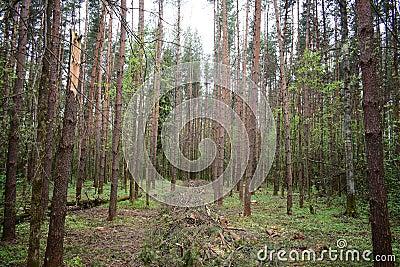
0,10 -> 13,175
108,0 -> 126,221
242,0 -> 250,215
41,0 -> 61,218
149,0 -> 163,193
27,0 -> 61,264
274,96 -> 281,196
338,0 -> 357,218
43,29 -> 81,267
2,0 -> 31,243
99,11 -> 113,195
235,0 -> 243,201
273,0 -> 293,215
244,0 -> 261,216
76,4 -> 106,203
171,0 -> 181,191
76,0 -> 89,189
134,0 -> 144,199
356,0 -> 394,265
215,0 -> 230,205
303,0 -> 311,202
392,0 -> 400,156
94,58 -> 103,190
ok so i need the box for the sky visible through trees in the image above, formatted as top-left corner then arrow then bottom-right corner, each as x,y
0,0 -> 399,266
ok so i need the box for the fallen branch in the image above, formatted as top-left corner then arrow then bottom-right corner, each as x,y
2,196 -> 131,225
223,227 -> 245,231
67,195 -> 130,209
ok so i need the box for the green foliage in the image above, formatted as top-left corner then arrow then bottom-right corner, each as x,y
66,215 -> 92,230
182,28 -> 203,63
385,155 -> 400,219
139,244 -> 160,264
65,256 -> 83,267
0,242 -> 27,266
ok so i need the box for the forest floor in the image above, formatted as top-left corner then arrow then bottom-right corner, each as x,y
1,185 -> 399,266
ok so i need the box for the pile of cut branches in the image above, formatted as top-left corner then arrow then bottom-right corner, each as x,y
139,205 -> 261,267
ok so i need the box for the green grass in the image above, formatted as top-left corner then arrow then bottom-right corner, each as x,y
66,180 -> 130,203
214,190 -> 398,266
0,184 -> 399,266
140,189 -> 398,266
0,222 -> 29,266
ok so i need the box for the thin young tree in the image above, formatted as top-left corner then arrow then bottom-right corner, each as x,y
134,0 -> 145,199
356,0 -> 394,265
338,0 -> 357,217
99,11 -> 113,195
244,0 -> 262,217
235,0 -> 243,201
212,0 -> 221,204
215,0 -> 230,205
171,0 -> 182,191
108,0 -> 127,221
76,3 -> 106,203
241,0 -> 250,213
273,0 -> 293,215
303,0 -> 312,203
150,0 -> 164,193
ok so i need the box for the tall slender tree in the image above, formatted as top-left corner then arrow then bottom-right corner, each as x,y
171,0 -> 181,191
273,0 -> 293,215
40,0 -> 61,218
244,0 -> 262,217
134,0 -> 145,200
338,0 -> 357,217
242,0 -> 250,214
2,0 -> 31,242
150,0 -> 164,193
76,3 -> 106,203
356,0 -> 394,264
108,0 -> 127,221
99,11 -> 113,195
235,0 -> 243,201
215,0 -> 230,205
303,0 -> 311,202
43,29 -> 81,267
27,0 -> 61,264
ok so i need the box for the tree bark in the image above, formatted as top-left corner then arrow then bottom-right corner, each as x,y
40,0 -> 61,218
215,0 -> 230,205
27,0 -> 61,264
338,0 -> 357,218
242,0 -> 250,215
2,0 -> 31,243
356,0 -> 394,265
94,48 -> 104,190
274,93 -> 281,196
43,29 -> 81,267
100,11 -> 113,195
235,0 -> 243,201
303,0 -> 311,202
134,0 -> 145,200
150,0 -> 164,194
392,0 -> 400,156
171,0 -> 181,192
108,0 -> 126,221
273,0 -> 292,215
244,0 -> 262,216
76,3 -> 106,203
